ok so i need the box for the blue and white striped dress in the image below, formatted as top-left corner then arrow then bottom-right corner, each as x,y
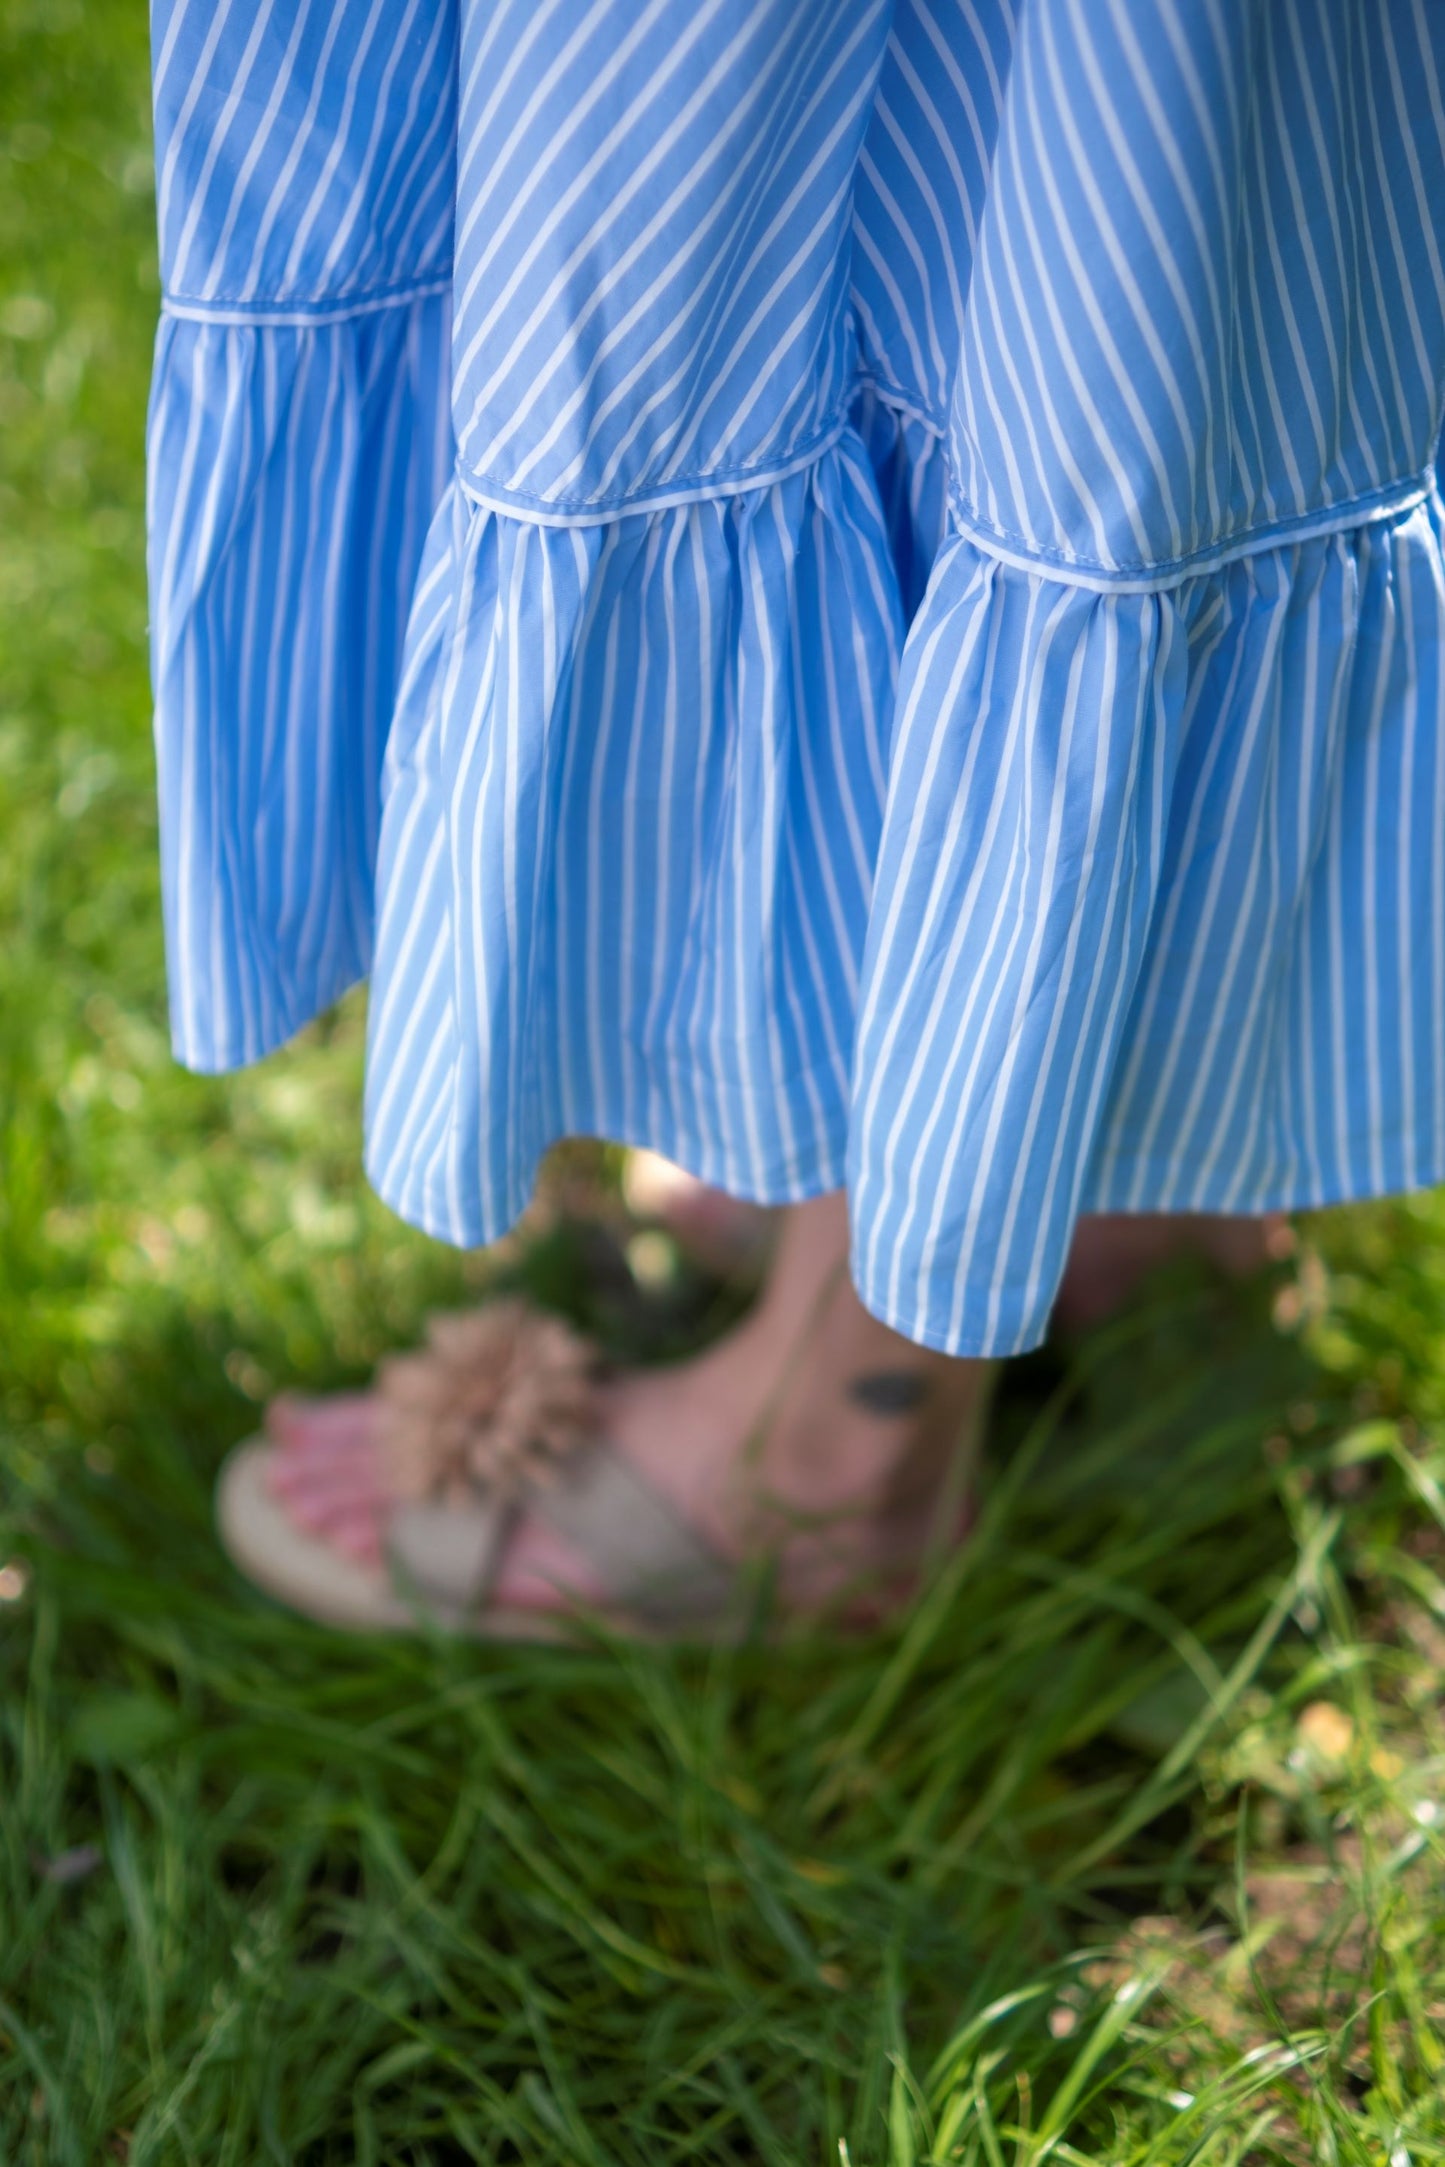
147,0 -> 1445,1355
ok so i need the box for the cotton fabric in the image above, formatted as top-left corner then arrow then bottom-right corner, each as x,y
147,0 -> 1445,1354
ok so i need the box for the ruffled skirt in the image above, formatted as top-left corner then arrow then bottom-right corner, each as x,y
146,0 -> 1445,1354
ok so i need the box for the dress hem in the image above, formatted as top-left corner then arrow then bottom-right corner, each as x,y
167,961 -> 367,1076
363,1122 -> 851,1255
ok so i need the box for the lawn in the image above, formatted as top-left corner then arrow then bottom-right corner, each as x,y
2,5 -> 1444,2161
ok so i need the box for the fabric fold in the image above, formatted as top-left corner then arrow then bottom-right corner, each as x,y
850,493 -> 1445,1354
363,429 -> 904,1242
145,0 -> 1445,1361
850,382 -> 949,621
147,293 -> 452,1070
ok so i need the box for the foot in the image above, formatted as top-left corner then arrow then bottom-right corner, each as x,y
264,1193 -> 989,1620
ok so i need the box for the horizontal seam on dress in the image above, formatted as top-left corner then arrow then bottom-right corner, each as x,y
948,468 -> 1435,594
455,414 -> 851,526
851,372 -> 947,438
161,274 -> 452,326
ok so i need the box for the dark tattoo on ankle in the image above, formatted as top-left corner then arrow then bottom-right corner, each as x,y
848,1368 -> 932,1416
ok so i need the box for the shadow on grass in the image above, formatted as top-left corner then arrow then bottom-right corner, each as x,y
13,1226 -> 1436,2164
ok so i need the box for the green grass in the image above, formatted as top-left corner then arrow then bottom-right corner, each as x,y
2,4 -> 1444,2160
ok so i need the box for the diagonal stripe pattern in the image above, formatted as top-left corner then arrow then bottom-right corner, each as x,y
147,0 -> 1445,1353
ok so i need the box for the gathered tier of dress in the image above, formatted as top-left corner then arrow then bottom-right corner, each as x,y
147,0 -> 1445,1355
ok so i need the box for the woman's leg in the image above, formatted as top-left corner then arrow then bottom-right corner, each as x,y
624,1162 -> 1285,1322
1052,1212 -> 1287,1329
266,1190 -> 990,1611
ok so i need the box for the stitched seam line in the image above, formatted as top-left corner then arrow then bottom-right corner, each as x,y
456,413 -> 851,525
161,272 -> 451,325
948,469 -> 1434,591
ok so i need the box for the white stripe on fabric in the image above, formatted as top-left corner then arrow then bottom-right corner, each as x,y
147,0 -> 1445,1358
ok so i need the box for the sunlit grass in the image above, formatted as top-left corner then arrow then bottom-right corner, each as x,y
1,3 -> 1443,2160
